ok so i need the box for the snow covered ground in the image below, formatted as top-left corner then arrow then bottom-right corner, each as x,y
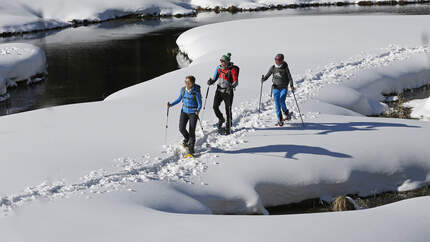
405,97 -> 430,120
0,43 -> 46,101
1,14 -> 430,241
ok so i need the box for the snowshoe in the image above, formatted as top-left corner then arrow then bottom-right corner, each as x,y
282,111 -> 293,121
184,146 -> 196,158
184,153 -> 194,158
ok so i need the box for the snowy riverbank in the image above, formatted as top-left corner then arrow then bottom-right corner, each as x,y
405,97 -> 430,120
1,14 -> 430,241
1,0 -> 430,36
0,43 -> 46,101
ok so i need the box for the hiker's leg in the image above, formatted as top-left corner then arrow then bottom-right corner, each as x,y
272,88 -> 282,121
213,90 -> 225,123
224,91 -> 233,131
179,110 -> 189,141
188,113 -> 198,153
280,88 -> 288,113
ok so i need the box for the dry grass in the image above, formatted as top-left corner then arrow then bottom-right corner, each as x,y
332,196 -> 356,211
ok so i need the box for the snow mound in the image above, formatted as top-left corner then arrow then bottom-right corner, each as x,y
405,97 -> 430,121
0,0 -> 195,35
0,43 -> 46,100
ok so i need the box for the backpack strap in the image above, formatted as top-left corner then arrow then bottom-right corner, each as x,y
181,86 -> 186,99
182,86 -> 200,107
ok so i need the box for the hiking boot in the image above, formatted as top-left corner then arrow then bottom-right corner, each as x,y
277,121 -> 284,127
217,119 -> 225,129
224,128 -> 231,135
283,111 -> 291,121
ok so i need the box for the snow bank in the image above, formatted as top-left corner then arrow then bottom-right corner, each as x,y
0,43 -> 46,100
405,97 -> 430,121
0,0 -> 195,35
176,16 -> 430,116
1,183 -> 430,242
2,0 -> 429,35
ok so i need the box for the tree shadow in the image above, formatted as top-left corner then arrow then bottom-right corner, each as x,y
256,121 -> 421,135
211,144 -> 352,160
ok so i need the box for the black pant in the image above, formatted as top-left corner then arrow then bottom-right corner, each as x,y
179,110 -> 198,152
213,88 -> 234,131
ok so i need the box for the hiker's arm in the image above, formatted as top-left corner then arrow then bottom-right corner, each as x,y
170,88 -> 183,107
231,67 -> 238,83
263,66 -> 274,81
286,64 -> 295,90
231,67 -> 238,87
213,66 -> 220,81
208,66 -> 219,85
196,91 -> 202,112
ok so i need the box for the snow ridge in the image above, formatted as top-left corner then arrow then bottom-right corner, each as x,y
1,45 -> 428,215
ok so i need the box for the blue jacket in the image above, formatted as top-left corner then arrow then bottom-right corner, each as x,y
170,85 -> 202,114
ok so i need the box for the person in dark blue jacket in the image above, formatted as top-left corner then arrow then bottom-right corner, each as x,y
168,76 -> 202,154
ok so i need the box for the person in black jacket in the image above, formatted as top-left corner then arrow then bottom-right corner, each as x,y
261,53 -> 295,126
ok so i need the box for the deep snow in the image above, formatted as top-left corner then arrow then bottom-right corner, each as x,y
0,43 -> 46,100
405,97 -> 430,120
1,14 -> 430,242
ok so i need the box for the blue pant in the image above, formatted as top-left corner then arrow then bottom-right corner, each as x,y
272,88 -> 288,121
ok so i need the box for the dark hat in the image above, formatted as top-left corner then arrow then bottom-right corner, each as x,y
275,53 -> 284,61
220,52 -> 232,63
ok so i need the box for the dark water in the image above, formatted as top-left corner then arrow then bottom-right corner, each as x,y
1,4 -> 430,116
0,26 -> 188,115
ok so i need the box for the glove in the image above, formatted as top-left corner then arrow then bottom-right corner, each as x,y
207,78 -> 215,86
231,81 -> 238,88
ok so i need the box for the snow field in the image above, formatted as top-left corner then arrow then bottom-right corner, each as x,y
1,14 -> 430,242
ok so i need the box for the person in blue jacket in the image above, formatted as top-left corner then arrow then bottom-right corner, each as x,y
167,75 -> 202,154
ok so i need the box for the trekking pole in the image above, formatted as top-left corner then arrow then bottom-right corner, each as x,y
197,115 -> 205,136
292,90 -> 305,128
203,86 -> 210,111
164,106 -> 170,145
258,75 -> 264,113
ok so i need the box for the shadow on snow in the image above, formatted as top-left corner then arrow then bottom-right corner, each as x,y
211,144 -> 352,160
256,121 -> 421,135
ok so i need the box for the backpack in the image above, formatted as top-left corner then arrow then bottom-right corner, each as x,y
229,64 -> 240,84
181,84 -> 202,106
217,64 -> 240,87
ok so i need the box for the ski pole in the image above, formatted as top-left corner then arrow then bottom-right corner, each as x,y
258,75 -> 264,113
292,90 -> 305,128
164,106 -> 170,145
203,86 -> 210,111
197,115 -> 205,136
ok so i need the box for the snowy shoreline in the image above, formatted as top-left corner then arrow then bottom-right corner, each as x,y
0,43 -> 47,101
1,0 -> 430,37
